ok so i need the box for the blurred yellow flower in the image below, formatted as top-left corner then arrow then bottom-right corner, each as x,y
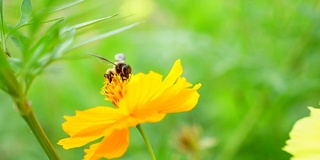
173,124 -> 216,159
58,59 -> 201,160
120,0 -> 156,22
283,107 -> 320,160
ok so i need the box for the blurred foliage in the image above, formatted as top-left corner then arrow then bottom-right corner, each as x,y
0,0 -> 320,160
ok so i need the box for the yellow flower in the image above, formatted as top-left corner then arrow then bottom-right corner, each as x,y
283,107 -> 320,160
58,59 -> 201,160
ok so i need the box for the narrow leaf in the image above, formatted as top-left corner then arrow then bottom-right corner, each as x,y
8,25 -> 29,52
41,0 -> 83,14
26,19 -> 65,63
8,57 -> 23,72
69,21 -> 143,51
0,0 -> 3,28
10,35 -> 24,52
51,28 -> 76,59
68,14 -> 118,31
17,0 -> 32,27
0,0 -> 5,52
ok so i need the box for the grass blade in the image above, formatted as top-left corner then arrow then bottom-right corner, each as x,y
69,21 -> 143,51
43,0 -> 83,14
68,14 -> 118,30
0,0 -> 6,53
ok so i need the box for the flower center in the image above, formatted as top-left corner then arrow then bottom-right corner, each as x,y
101,73 -> 130,107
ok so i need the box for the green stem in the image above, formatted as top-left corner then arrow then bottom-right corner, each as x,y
0,41 -> 60,160
19,100 -> 61,160
136,124 -> 156,160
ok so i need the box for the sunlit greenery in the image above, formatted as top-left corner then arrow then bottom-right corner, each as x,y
0,0 -> 320,159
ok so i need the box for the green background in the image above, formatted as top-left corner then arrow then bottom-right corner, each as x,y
1,0 -> 320,159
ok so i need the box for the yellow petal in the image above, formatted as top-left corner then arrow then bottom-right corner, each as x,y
157,83 -> 201,113
123,59 -> 183,112
148,59 -> 184,101
58,59 -> 202,160
62,106 -> 124,136
117,59 -> 201,123
84,128 -> 130,160
121,71 -> 163,113
283,107 -> 320,159
83,143 -> 100,160
161,59 -> 183,90
130,109 -> 166,123
58,136 -> 101,150
309,106 -> 320,117
58,106 -> 126,149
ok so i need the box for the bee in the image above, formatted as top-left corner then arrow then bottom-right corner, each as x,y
89,53 -> 132,82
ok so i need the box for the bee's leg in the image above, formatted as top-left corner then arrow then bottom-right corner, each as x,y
105,69 -> 115,83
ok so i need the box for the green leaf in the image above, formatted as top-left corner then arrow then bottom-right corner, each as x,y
39,0 -> 83,14
10,35 -> 24,53
21,19 -> 72,92
17,0 -> 32,27
0,0 -> 3,29
6,0 -> 32,43
0,50 -> 21,98
54,28 -> 76,58
5,17 -> 63,41
25,19 -> 65,63
69,21 -> 143,51
0,0 -> 2,20
0,0 -> 5,52
8,25 -> 29,53
67,14 -> 118,31
8,57 -> 23,73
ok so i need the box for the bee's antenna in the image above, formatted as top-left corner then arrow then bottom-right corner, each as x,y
88,53 -> 116,65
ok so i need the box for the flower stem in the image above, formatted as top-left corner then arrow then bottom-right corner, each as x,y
136,124 -> 156,160
19,100 -> 61,160
1,53 -> 60,159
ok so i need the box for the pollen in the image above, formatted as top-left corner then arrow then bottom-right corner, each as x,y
101,74 -> 130,107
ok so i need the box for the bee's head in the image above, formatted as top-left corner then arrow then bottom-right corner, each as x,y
122,65 -> 132,75
115,63 -> 131,76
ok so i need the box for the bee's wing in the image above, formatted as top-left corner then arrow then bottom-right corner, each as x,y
115,53 -> 126,62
